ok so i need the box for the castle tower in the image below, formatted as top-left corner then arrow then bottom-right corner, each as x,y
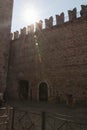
0,0 -> 13,92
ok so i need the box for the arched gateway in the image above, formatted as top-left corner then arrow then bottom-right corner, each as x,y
39,82 -> 48,101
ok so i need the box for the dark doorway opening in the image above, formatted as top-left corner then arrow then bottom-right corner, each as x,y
39,82 -> 48,101
30,89 -> 32,100
19,80 -> 29,100
66,94 -> 73,107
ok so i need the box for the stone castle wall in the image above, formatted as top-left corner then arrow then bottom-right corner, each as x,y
0,0 -> 13,92
7,6 -> 87,103
0,2 -> 87,104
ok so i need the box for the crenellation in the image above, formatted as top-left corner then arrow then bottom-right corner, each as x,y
56,12 -> 64,25
45,16 -> 53,28
11,5 -> 87,41
20,27 -> 26,37
27,24 -> 34,34
14,31 -> 19,40
36,20 -> 43,32
80,5 -> 87,16
68,8 -> 77,21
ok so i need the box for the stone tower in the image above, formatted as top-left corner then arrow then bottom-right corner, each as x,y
0,0 -> 13,92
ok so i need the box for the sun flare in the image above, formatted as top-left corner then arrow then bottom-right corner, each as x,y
21,6 -> 40,24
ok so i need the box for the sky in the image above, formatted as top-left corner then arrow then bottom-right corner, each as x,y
11,0 -> 87,32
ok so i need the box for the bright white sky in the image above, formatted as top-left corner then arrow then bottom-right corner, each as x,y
11,0 -> 87,32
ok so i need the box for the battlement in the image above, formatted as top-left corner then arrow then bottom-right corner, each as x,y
11,5 -> 87,40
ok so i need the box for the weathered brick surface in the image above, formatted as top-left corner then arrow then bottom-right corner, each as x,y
7,16 -> 87,103
0,1 -> 87,104
0,0 -> 13,92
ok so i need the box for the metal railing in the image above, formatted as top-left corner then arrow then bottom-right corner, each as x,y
13,108 -> 41,130
0,107 -> 13,130
45,113 -> 87,130
12,108 -> 87,130
0,106 -> 87,130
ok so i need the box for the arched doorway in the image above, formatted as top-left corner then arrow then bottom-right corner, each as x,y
19,80 -> 29,100
39,82 -> 48,101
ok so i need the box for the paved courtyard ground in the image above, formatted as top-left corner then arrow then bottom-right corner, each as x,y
7,100 -> 87,120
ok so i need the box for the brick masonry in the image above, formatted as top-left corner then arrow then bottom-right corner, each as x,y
0,1 -> 87,104
8,17 -> 87,103
0,0 -> 13,92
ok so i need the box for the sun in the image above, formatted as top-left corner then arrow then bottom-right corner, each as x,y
21,6 -> 40,24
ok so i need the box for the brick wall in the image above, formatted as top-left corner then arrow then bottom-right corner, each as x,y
8,16 -> 87,102
0,0 -> 13,92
